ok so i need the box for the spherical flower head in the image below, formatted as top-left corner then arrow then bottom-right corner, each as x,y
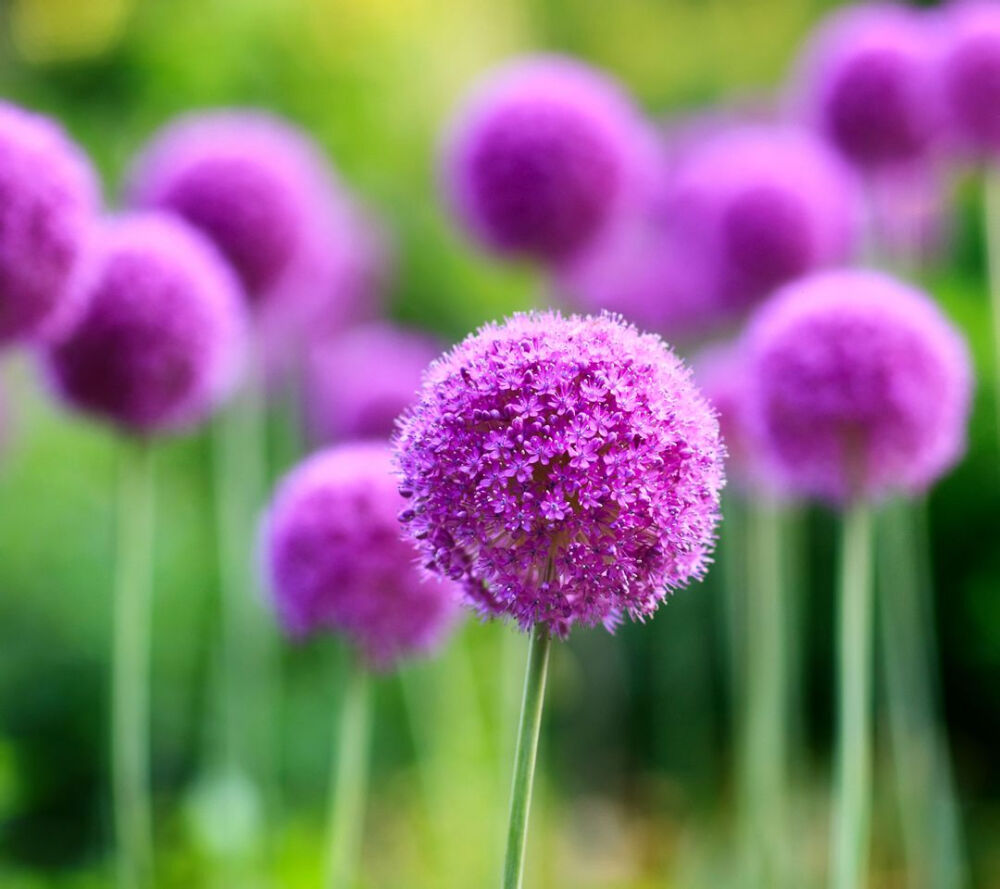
743,269 -> 972,504
127,111 -> 351,315
305,323 -> 442,444
662,125 -> 861,312
394,311 -> 725,636
693,341 -> 759,489
441,55 -> 649,264
0,102 -> 99,346
41,213 -> 249,435
939,1 -> 1000,158
262,443 -> 461,669
792,4 -> 941,170
556,176 -> 720,341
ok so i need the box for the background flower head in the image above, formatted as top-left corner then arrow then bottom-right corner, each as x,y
41,213 -> 248,435
262,442 -> 461,669
0,101 -> 99,346
743,269 -> 972,503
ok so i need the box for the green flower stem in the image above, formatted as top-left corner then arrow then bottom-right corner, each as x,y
112,439 -> 156,889
501,623 -> 552,889
326,659 -> 373,889
832,500 -> 875,889
985,166 -> 1000,450
211,360 -> 276,843
743,497 -> 787,889
878,500 -> 966,889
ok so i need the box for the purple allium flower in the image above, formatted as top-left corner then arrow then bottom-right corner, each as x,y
305,322 -> 442,444
661,124 -> 861,313
393,311 -> 725,636
126,111 -> 355,317
743,269 -> 972,503
792,4 -> 941,171
0,102 -> 99,346
441,55 -> 651,264
41,213 -> 248,435
939,1 -> 1000,158
693,341 -> 758,489
262,442 -> 461,669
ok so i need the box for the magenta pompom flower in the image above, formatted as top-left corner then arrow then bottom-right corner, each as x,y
743,269 -> 972,503
441,55 -> 651,264
263,442 -> 460,668
793,4 -> 941,171
662,124 -> 861,313
939,1 -> 1000,158
305,323 -> 442,444
42,213 -> 248,434
393,311 -> 725,636
0,102 -> 99,345
127,111 -> 350,316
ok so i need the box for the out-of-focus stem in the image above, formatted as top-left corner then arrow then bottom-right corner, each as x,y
832,501 -> 874,889
112,439 -> 156,889
742,496 -> 787,889
501,624 -> 551,889
878,499 -> 967,889
984,166 -> 1000,451
325,660 -> 372,889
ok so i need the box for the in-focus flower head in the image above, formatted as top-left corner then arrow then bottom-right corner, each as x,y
262,442 -> 461,669
305,322 -> 442,444
41,213 -> 248,435
0,101 -> 99,345
792,3 -> 941,170
939,0 -> 1000,158
662,124 -> 861,313
743,269 -> 972,503
394,311 -> 725,636
127,110 -> 354,316
441,55 -> 650,264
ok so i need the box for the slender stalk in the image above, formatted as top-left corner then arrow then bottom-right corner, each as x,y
112,439 -> 156,889
325,659 -> 373,889
742,497 -> 787,889
210,357 -> 276,850
877,500 -> 967,889
501,624 -> 552,889
984,166 -> 1000,449
832,501 -> 874,889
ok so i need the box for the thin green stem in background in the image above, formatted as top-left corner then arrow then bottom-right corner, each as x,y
210,360 -> 277,856
742,497 -> 788,889
877,500 -> 967,889
112,439 -> 156,889
832,501 -> 874,889
325,658 -> 373,889
502,623 -> 552,889
984,165 -> 1000,452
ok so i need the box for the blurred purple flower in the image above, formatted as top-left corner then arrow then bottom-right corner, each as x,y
127,111 -> 383,338
305,322 -> 442,444
262,442 -> 461,669
441,55 -> 652,264
792,4 -> 942,171
0,102 -> 99,346
939,0 -> 1000,159
393,311 -> 725,636
743,269 -> 972,503
41,213 -> 248,435
659,124 -> 862,315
